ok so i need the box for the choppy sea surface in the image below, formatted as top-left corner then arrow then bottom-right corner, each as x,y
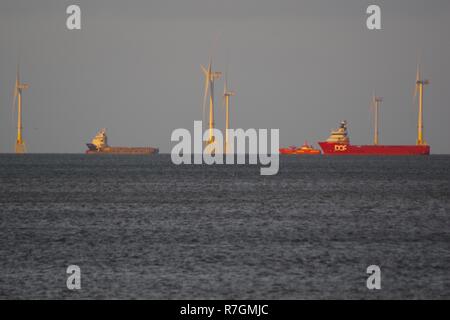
0,154 -> 449,299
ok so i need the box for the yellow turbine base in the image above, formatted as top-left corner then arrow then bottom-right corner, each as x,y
204,137 -> 217,155
15,142 -> 26,154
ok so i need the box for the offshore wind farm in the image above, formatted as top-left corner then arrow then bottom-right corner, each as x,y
1,0 -> 450,302
6,59 -> 433,156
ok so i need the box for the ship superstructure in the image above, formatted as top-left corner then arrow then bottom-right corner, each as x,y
325,121 -> 350,144
86,128 -> 108,151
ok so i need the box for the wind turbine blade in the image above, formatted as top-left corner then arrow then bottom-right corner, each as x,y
201,65 -> 208,75
223,74 -> 227,96
12,64 -> 20,126
202,76 -> 209,125
210,81 -> 214,108
14,65 -> 19,97
416,63 -> 421,82
371,91 -> 375,110
369,91 -> 376,114
414,64 -> 420,99
12,83 -> 17,132
14,81 -> 18,98
222,85 -> 226,108
210,80 -> 215,127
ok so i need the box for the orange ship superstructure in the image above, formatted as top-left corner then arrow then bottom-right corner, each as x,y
280,141 -> 321,155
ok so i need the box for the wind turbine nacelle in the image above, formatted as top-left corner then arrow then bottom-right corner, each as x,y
417,80 -> 430,85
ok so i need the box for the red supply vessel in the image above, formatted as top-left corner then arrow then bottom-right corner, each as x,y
318,121 -> 430,156
319,67 -> 431,156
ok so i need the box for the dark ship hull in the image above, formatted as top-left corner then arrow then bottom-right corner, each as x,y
86,143 -> 158,155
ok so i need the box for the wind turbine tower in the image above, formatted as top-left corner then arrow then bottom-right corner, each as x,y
414,65 -> 429,146
201,59 -> 222,146
372,95 -> 382,145
223,75 -> 235,154
14,65 -> 29,154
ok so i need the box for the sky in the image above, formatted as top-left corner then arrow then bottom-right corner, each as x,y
0,0 -> 449,153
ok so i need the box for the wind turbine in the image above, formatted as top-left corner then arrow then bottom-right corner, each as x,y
223,73 -> 235,154
370,94 -> 382,145
414,64 -> 429,146
201,58 -> 221,146
13,64 -> 29,154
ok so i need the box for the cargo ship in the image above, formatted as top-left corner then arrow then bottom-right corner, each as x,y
86,129 -> 159,155
319,67 -> 431,156
280,141 -> 321,155
318,121 -> 430,155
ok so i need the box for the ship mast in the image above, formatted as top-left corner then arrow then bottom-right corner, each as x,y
14,64 -> 29,154
223,73 -> 235,154
372,95 -> 382,145
414,65 -> 429,146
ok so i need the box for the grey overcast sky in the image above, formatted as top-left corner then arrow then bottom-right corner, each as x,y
0,0 -> 449,153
